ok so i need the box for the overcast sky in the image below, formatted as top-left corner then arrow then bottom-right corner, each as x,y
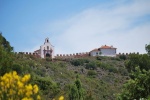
0,0 -> 150,54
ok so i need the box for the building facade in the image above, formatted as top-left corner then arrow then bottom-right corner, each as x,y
90,45 -> 117,57
34,38 -> 54,58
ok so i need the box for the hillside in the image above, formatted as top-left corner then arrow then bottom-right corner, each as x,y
10,53 -> 128,100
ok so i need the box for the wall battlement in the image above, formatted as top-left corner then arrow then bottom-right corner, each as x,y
55,52 -> 90,58
117,52 -> 139,56
14,52 -> 140,58
14,52 -> 41,58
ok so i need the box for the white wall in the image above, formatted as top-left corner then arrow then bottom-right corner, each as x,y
90,51 -> 101,56
100,48 -> 116,57
90,48 -> 116,57
40,41 -> 54,58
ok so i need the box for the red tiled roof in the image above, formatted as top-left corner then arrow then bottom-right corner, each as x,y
90,48 -> 99,52
100,45 -> 116,49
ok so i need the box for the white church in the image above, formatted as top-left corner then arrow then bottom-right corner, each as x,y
34,38 -> 54,58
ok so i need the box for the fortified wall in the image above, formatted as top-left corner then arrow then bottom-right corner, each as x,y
116,52 -> 139,56
55,52 -> 90,58
14,52 -> 140,59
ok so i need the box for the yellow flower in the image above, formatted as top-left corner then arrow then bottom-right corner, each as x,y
22,97 -> 30,100
17,81 -> 24,88
59,96 -> 64,100
12,71 -> 17,76
0,82 -> 4,86
37,95 -> 41,100
33,84 -> 39,94
26,84 -> 33,91
0,71 -> 41,100
22,74 -> 30,83
9,89 -> 14,95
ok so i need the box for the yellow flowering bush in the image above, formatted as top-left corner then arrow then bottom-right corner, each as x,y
59,96 -> 64,100
0,71 -> 41,100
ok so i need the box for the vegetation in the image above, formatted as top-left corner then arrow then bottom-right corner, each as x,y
118,43 -> 150,100
68,77 -> 84,100
118,67 -> 150,100
0,71 -> 41,100
145,43 -> 150,56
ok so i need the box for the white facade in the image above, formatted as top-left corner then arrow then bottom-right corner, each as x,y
34,38 -> 54,58
90,49 -> 101,56
100,48 -> 116,57
90,45 -> 117,57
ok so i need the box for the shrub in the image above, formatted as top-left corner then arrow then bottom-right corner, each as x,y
0,71 -> 41,100
33,77 -> 60,98
87,70 -> 97,77
85,61 -> 97,70
70,58 -> 89,66
119,55 -> 127,60
12,63 -> 23,74
96,56 -> 102,60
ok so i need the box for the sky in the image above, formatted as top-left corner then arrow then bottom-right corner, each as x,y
0,0 -> 150,54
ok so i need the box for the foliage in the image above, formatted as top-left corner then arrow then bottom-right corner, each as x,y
85,61 -> 97,70
117,67 -> 150,100
0,71 -> 41,100
125,54 -> 150,72
0,33 -> 13,52
0,34 -> 14,75
87,70 -> 97,77
96,56 -> 102,60
59,96 -> 64,100
118,67 -> 128,76
145,43 -> 150,56
68,78 -> 84,100
119,55 -> 127,60
70,58 -> 89,66
33,76 -> 60,98
98,62 -> 118,73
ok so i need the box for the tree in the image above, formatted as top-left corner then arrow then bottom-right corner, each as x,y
68,77 -> 84,100
125,54 -> 150,72
117,67 -> 150,100
0,33 -> 13,52
145,43 -> 150,56
0,33 -> 14,75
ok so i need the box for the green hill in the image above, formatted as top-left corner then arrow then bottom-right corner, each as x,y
11,54 -> 128,100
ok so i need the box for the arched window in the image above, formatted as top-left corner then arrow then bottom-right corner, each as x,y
47,39 -> 49,42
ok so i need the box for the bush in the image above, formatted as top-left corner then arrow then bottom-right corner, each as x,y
97,56 -> 102,60
33,76 -> 60,98
70,58 -> 89,66
12,63 -> 23,74
87,70 -> 97,77
85,61 -> 97,70
118,67 -> 128,76
119,55 -> 127,60
99,62 -> 117,73
0,71 -> 41,100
